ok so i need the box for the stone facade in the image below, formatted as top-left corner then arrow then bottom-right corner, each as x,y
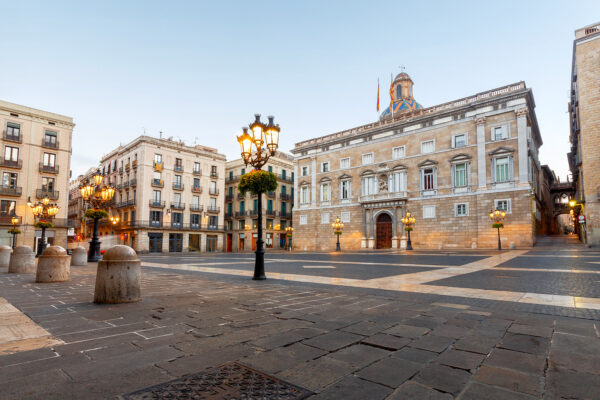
0,100 -> 74,251
223,152 -> 294,252
569,22 -> 600,245
292,75 -> 545,251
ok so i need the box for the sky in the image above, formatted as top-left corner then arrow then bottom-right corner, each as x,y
1,1 -> 598,180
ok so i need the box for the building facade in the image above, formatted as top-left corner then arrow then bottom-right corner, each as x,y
0,100 -> 74,250
96,136 -> 226,253
224,152 -> 294,252
568,22 -> 600,245
292,74 -> 545,250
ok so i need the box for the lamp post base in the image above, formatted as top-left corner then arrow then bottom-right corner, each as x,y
335,234 -> 341,252
36,227 -> 47,257
88,217 -> 101,262
406,231 -> 413,251
253,245 -> 266,280
497,228 -> 502,251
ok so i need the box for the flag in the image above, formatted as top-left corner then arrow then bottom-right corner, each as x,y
376,78 -> 380,112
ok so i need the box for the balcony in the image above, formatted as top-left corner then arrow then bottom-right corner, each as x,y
118,167 -> 123,174
267,191 -> 276,198
280,193 -> 291,201
170,202 -> 185,210
0,159 -> 22,169
237,193 -> 245,200
0,185 -> 22,197
192,186 -> 202,193
36,189 -> 59,200
206,225 -> 221,231
149,200 -> 166,208
42,139 -> 58,149
225,212 -> 234,219
210,172 -> 218,178
125,163 -> 130,172
234,211 -> 246,218
172,183 -> 184,191
174,165 -> 184,172
129,178 -> 137,187
149,220 -> 163,228
0,215 -> 22,225
171,221 -> 184,229
227,175 -> 241,183
225,194 -> 233,201
359,191 -> 408,203
280,211 -> 292,219
151,179 -> 164,188
3,131 -> 21,143
123,181 -> 130,189
277,173 -> 293,183
189,204 -> 203,212
190,223 -> 202,230
132,160 -> 138,169
127,199 -> 136,206
266,209 -> 277,216
116,201 -> 128,209
209,188 -> 219,195
193,169 -> 202,176
39,163 -> 59,174
206,206 -> 220,214
248,210 -> 259,217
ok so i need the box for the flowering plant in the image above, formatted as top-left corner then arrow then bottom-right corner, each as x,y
492,222 -> 504,229
404,227 -> 413,232
85,209 -> 109,220
34,221 -> 53,229
238,170 -> 278,195
8,228 -> 21,234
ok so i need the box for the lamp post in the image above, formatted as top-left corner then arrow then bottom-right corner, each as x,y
489,209 -> 506,250
27,196 -> 59,256
285,226 -> 293,251
10,215 -> 19,249
79,169 -> 116,262
237,114 -> 280,280
332,217 -> 344,251
401,210 -> 416,251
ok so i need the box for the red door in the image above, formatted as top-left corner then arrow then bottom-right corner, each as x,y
226,234 -> 232,252
376,213 -> 392,249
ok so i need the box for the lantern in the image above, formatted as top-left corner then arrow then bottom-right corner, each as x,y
249,114 -> 265,146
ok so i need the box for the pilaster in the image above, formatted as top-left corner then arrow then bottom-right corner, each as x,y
516,108 -> 529,185
476,117 -> 487,189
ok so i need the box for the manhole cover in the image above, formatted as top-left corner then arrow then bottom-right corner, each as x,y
122,362 -> 313,399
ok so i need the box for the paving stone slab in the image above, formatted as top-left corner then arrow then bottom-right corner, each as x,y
326,344 -> 390,369
453,335 -> 499,354
413,363 -> 471,396
361,333 -> 411,350
302,330 -> 364,352
409,335 -> 455,353
430,324 -> 472,339
387,381 -> 453,400
340,320 -> 395,336
156,343 -> 256,376
406,315 -> 447,329
545,365 -> 600,400
474,365 -> 543,397
383,324 -> 430,339
278,356 -> 355,392
242,343 -> 327,374
484,348 -> 546,375
498,333 -> 550,356
507,323 -> 553,338
391,347 -> 439,364
356,357 -> 422,388
459,382 -> 537,400
309,376 -> 391,400
437,349 -> 485,371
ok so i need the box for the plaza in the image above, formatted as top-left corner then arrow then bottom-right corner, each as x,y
1,236 -> 600,399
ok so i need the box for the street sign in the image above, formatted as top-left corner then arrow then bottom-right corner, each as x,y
578,215 -> 586,224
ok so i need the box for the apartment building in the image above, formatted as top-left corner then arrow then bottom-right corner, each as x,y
568,22 -> 600,245
0,100 -> 74,250
98,136 -> 226,253
224,152 -> 294,252
292,73 -> 546,250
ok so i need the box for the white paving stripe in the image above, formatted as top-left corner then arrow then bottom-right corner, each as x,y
303,265 -> 336,269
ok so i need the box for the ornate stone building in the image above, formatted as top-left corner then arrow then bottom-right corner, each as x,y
292,73 -> 546,250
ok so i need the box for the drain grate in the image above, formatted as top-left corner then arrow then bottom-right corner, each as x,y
122,362 -> 313,399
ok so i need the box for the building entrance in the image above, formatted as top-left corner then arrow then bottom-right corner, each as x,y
376,213 -> 392,249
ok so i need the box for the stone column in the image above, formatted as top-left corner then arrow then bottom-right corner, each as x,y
361,207 -> 367,248
391,207 -> 399,248
368,208 -> 375,249
516,108 -> 529,185
476,117 -> 487,189
311,157 -> 317,207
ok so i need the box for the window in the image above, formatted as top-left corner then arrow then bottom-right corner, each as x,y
238,220 -> 245,230
210,197 -> 217,208
173,193 -> 181,205
392,146 -> 405,159
190,214 -> 201,227
341,211 -> 350,223
153,190 -> 161,202
300,186 -> 310,204
281,185 -> 286,195
4,146 -> 18,162
43,153 -> 56,167
421,168 -> 436,191
0,200 -> 16,216
211,165 -> 217,175
193,177 -> 200,189
154,154 -> 162,164
208,216 -> 217,228
321,162 -> 329,172
340,158 -> 350,169
340,180 -> 351,200
175,158 -> 183,169
267,199 -> 273,212
495,199 -> 512,214
194,162 -> 201,173
153,171 -> 162,185
388,171 -> 407,193
281,202 -> 287,215
241,168 -> 246,175
421,140 -> 435,154
320,182 -> 330,203
42,177 -> 55,192
252,219 -> 258,229
150,210 -> 162,226
321,213 -> 330,224
240,200 -> 245,213
2,172 -> 17,188
6,122 -> 20,138
453,134 -> 467,148
493,126 -> 508,141
172,212 -> 183,227
266,219 -> 273,229
44,130 -> 57,146
301,166 -> 309,176
453,163 -> 468,187
299,215 -> 308,225
267,166 -> 273,173
455,203 -> 469,217
494,156 -> 511,183
362,153 -> 374,165
423,205 -> 436,219
361,176 -> 377,196
228,186 -> 233,196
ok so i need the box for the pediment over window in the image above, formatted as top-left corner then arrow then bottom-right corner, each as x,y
299,180 -> 310,186
449,153 -> 472,162
391,164 -> 408,171
338,173 -> 352,180
377,163 -> 388,170
360,169 -> 376,177
489,146 -> 514,156
417,159 -> 438,167
319,176 -> 332,183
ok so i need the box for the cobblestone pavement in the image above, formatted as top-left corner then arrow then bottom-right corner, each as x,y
0,240 -> 599,399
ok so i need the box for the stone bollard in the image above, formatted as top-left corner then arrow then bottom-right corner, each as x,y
36,246 -> 70,283
8,246 -> 36,273
94,245 -> 141,304
0,245 -> 12,268
71,247 -> 88,266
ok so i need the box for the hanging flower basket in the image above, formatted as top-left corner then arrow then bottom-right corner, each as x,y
404,227 -> 413,232
334,230 -> 342,235
7,228 -> 21,235
238,170 -> 278,196
492,222 -> 504,229
34,221 -> 54,229
85,209 -> 109,220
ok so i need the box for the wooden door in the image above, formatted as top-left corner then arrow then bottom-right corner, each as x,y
376,213 -> 392,249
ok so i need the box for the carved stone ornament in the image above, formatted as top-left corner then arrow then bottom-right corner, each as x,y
379,174 -> 388,192
515,108 -> 529,117
475,117 -> 486,125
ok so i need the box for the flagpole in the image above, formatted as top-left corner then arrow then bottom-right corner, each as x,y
390,72 -> 394,119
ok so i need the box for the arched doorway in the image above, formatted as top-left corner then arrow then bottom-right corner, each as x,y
376,213 -> 393,249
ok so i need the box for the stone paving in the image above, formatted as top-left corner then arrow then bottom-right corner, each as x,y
0,246 -> 600,399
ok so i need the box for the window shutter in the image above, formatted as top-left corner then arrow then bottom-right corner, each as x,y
508,199 -> 512,214
433,168 -> 438,189
451,164 -> 455,187
508,156 -> 514,182
491,158 -> 496,183
388,174 -> 393,192
466,162 -> 471,187
420,169 -> 424,191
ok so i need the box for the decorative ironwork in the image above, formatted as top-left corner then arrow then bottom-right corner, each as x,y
123,362 -> 312,400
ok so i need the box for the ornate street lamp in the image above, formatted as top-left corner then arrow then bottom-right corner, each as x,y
109,215 -> 120,225
332,217 -> 344,251
489,209 -> 506,250
401,210 -> 416,251
9,215 -> 20,249
285,226 -> 293,251
79,169 -> 116,262
28,196 -> 59,256
237,114 -> 280,280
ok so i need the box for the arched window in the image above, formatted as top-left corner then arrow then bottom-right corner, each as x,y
396,84 -> 402,99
